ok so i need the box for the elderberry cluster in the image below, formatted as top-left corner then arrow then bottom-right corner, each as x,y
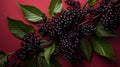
99,4 -> 120,31
14,33 -> 41,60
39,0 -> 120,63
39,7 -> 87,62
85,0 -> 120,31
40,7 -> 87,39
60,30 -> 83,63
2,0 -> 120,66
93,0 -> 120,31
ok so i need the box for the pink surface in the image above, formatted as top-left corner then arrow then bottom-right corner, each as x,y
0,0 -> 120,67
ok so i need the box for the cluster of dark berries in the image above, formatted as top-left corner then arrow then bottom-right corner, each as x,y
60,30 -> 83,63
40,7 -> 87,39
59,24 -> 95,63
40,10 -> 74,39
39,4 -> 94,63
88,0 -> 120,31
99,3 -> 120,31
75,0 -> 120,32
14,32 -> 41,60
3,0 -> 120,67
39,0 -> 120,63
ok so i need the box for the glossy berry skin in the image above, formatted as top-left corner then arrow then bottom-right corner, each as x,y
80,24 -> 96,37
41,14 -> 47,22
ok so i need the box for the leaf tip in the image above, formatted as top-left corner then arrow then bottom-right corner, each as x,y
7,17 -> 13,23
16,1 -> 22,8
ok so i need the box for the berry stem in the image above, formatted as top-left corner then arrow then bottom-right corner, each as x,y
82,0 -> 88,10
115,4 -> 120,8
78,15 -> 100,26
7,52 -> 15,56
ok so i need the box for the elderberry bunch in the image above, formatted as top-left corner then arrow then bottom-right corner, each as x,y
38,0 -> 119,63
100,14 -> 120,31
88,0 -> 120,31
40,7 -> 88,40
60,30 -> 83,63
48,10 -> 74,39
67,7 -> 87,23
14,33 -> 41,60
99,3 -> 120,31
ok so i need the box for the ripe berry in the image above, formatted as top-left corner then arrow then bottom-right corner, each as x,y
80,24 -> 96,36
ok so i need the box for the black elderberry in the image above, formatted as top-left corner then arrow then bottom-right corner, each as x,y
41,14 -> 47,22
65,0 -> 80,8
80,24 -> 96,37
59,30 -> 83,63
100,7 -> 120,31
100,0 -> 111,6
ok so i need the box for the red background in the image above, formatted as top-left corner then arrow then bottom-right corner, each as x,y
0,0 -> 120,67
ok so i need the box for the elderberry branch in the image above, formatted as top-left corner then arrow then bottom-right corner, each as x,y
78,15 -> 100,26
7,52 -> 15,56
82,1 -> 88,10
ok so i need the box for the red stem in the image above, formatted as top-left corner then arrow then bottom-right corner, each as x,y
7,52 -> 15,56
78,15 -> 100,26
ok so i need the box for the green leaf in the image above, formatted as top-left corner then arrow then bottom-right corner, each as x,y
88,0 -> 98,6
53,46 -> 59,55
40,40 -> 48,46
44,43 -> 55,64
80,38 -> 92,62
7,17 -> 34,39
18,3 -> 44,22
0,51 -> 7,67
26,57 -> 38,67
96,23 -> 118,37
91,37 -> 116,62
38,54 -> 61,67
38,55 -> 50,67
48,0 -> 63,16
